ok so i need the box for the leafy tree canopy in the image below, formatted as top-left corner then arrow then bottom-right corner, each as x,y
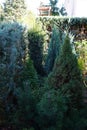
3,0 -> 26,21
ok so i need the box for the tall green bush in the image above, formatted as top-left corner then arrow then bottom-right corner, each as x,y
0,22 -> 27,86
37,89 -> 67,130
21,58 -> 39,90
45,26 -> 65,74
12,58 -> 40,129
63,108 -> 87,130
0,22 -> 28,114
28,26 -> 46,76
48,35 -> 83,108
14,83 -> 36,128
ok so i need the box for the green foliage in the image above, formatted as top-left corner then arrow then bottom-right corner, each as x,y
45,25 -> 65,74
14,84 -> 36,128
21,11 -> 36,29
37,89 -> 67,130
21,58 -> 39,90
75,40 -> 87,73
37,17 -> 87,34
0,4 -> 4,21
28,26 -> 46,76
59,7 -> 67,16
48,35 -> 83,108
50,0 -> 59,15
12,58 -> 41,129
63,108 -> 87,130
78,58 -> 85,71
0,22 -> 27,88
49,0 -> 67,16
0,97 -> 7,125
0,18 -> 87,129
3,0 -> 26,21
0,22 -> 28,120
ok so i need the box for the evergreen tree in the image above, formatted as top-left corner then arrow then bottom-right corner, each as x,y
45,26 -> 65,74
28,26 -> 46,76
14,83 -> 37,128
49,0 -> 67,16
0,22 -> 27,119
50,0 -> 59,15
37,89 -> 67,130
4,0 -> 26,21
0,97 -> 7,125
48,35 -> 84,108
21,58 -> 39,90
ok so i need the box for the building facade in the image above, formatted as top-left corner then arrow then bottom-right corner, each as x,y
64,0 -> 87,17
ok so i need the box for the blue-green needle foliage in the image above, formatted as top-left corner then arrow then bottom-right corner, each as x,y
45,25 -> 65,74
48,35 -> 84,109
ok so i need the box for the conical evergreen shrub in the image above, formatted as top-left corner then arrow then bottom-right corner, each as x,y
45,26 -> 65,74
21,58 -> 39,90
48,35 -> 84,108
28,26 -> 46,76
37,89 -> 67,130
13,83 -> 37,128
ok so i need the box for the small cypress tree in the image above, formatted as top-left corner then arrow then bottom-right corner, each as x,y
45,26 -> 65,74
28,26 -> 46,76
0,22 -> 28,120
49,0 -> 59,15
48,35 -> 83,108
14,83 -> 36,128
37,89 -> 67,130
49,0 -> 67,16
21,58 -> 39,90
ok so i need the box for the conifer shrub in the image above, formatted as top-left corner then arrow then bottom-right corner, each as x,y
0,97 -> 7,125
0,22 -> 28,115
63,107 -> 87,130
0,22 -> 27,86
21,58 -> 39,90
45,25 -> 65,74
48,35 -> 84,109
37,89 -> 67,130
28,26 -> 46,76
13,83 -> 37,129
20,58 -> 41,103
11,58 -> 41,129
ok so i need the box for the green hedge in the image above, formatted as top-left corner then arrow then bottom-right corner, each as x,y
36,16 -> 87,31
